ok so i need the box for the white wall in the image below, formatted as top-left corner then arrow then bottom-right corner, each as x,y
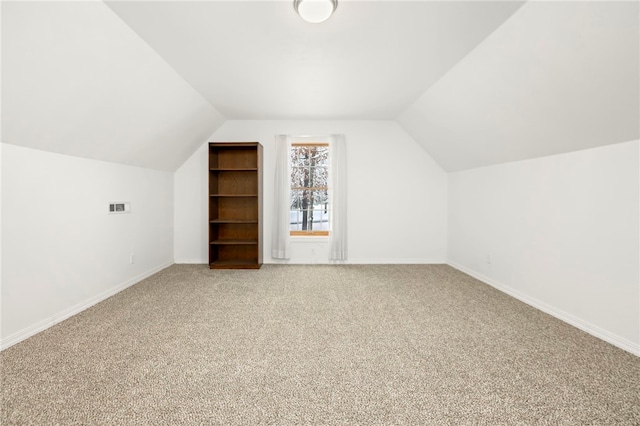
1,144 -> 174,348
174,120 -> 448,264
448,140 -> 640,354
398,1 -> 639,172
0,143 -> 3,341
3,1 -> 224,172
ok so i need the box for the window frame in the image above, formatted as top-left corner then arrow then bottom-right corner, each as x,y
289,142 -> 330,237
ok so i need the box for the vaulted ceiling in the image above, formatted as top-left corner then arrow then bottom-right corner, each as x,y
399,1 -> 640,171
105,0 -> 524,120
2,1 -> 638,172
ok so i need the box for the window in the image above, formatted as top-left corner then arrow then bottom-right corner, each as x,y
290,143 -> 329,236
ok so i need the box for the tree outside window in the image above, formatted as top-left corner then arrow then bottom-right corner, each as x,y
290,143 -> 329,236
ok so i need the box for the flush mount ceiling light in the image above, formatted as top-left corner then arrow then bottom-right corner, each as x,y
294,0 -> 338,24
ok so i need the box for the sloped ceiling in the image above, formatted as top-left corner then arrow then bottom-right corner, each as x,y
2,1 -> 638,172
2,0 -> 224,171
105,0 -> 523,120
399,1 -> 640,171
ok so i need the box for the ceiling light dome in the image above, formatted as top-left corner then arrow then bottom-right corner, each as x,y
294,0 -> 338,24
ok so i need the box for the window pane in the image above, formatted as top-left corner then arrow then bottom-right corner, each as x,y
290,167 -> 306,188
289,211 -> 301,231
310,147 -> 329,166
291,146 -> 329,167
311,167 -> 328,187
290,190 -> 302,209
303,210 -> 314,231
291,167 -> 329,189
301,190 -> 313,208
290,144 -> 330,234
313,190 -> 328,206
317,210 -> 330,230
291,147 -> 311,166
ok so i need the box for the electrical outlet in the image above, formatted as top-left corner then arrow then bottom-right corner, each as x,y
486,254 -> 492,265
130,254 -> 135,264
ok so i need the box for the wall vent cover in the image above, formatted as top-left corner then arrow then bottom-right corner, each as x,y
108,202 -> 131,214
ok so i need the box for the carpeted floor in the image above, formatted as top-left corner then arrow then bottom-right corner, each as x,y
1,264 -> 639,425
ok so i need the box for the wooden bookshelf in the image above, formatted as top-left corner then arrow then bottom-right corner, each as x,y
209,142 -> 263,269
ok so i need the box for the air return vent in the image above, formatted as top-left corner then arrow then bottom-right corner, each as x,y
108,202 -> 130,214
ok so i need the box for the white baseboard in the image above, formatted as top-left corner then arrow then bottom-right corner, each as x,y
344,259 -> 446,265
266,259 -> 447,265
447,261 -> 640,356
174,258 -> 447,266
1,261 -> 174,351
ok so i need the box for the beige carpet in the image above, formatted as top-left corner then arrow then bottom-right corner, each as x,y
1,264 -> 639,425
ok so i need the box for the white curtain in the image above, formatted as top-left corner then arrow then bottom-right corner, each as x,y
272,135 -> 291,259
328,134 -> 347,261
